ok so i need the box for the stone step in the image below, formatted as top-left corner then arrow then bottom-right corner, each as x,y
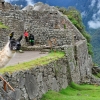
21,45 -> 51,51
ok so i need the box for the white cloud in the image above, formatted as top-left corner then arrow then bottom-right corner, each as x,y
26,0 -> 34,5
88,0 -> 100,29
97,0 -> 100,9
88,20 -> 100,29
88,10 -> 100,29
89,0 -> 96,7
81,11 -> 87,18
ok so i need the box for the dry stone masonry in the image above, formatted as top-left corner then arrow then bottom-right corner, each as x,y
0,0 -> 21,11
0,2 -> 85,48
0,1 -> 99,100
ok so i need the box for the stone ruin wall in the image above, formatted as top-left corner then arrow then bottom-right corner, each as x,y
0,40 -> 93,100
0,10 -> 25,49
0,7 -> 95,100
0,6 -> 93,84
0,0 -> 20,11
0,10 -> 85,50
0,9 -> 93,83
0,29 -> 9,48
1,57 -> 68,100
64,40 -> 92,84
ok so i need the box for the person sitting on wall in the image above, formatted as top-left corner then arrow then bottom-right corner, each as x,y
24,30 -> 29,43
29,34 -> 34,46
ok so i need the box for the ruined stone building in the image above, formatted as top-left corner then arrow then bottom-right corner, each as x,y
0,1 -> 99,100
0,0 -> 5,10
0,0 -> 20,11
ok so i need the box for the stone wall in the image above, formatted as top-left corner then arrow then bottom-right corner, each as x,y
0,29 -> 9,49
0,0 -> 20,11
0,9 -> 85,49
0,3 -> 95,100
1,57 -> 69,100
0,39 -> 94,100
64,40 -> 93,84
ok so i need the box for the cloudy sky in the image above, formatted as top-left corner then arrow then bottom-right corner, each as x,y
88,0 -> 100,29
90,0 -> 96,7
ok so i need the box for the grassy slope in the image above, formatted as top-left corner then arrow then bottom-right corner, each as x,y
41,82 -> 100,100
0,51 -> 65,74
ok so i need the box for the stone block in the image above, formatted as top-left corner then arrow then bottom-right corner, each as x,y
8,89 -> 22,100
52,78 -> 59,91
25,73 -> 38,99
18,76 -> 25,89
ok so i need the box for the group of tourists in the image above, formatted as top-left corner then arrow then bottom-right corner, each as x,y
24,30 -> 34,46
9,30 -> 34,46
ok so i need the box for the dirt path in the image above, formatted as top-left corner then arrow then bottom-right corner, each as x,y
5,51 -> 48,67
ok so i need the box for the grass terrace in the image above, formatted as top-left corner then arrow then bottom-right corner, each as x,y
0,51 -> 65,74
41,82 -> 100,100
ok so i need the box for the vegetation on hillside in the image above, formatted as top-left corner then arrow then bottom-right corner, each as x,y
58,7 -> 93,56
91,29 -> 100,65
41,82 -> 100,100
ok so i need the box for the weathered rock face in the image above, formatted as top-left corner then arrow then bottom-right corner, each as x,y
0,2 -> 95,100
1,58 -> 68,100
64,40 -> 93,84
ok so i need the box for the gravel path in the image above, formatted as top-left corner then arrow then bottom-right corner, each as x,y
5,51 -> 48,67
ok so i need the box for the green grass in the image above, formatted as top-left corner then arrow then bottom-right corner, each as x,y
41,82 -> 100,100
0,22 -> 9,29
0,51 -> 65,74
